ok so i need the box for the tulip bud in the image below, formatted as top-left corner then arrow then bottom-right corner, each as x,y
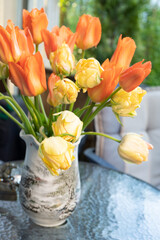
39,136 -> 75,175
0,61 -> 9,79
76,14 -> 102,50
23,8 -> 48,45
75,58 -> 103,92
52,111 -> 83,143
111,87 -> 146,117
51,78 -> 80,107
50,43 -> 75,76
118,133 -> 153,164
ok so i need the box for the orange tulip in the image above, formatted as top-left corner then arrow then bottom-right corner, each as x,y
0,20 -> 34,64
23,8 -> 48,45
119,60 -> 152,92
42,26 -> 77,59
76,14 -> 101,50
47,73 -> 61,106
88,59 -> 122,102
110,34 -> 136,71
9,52 -> 47,96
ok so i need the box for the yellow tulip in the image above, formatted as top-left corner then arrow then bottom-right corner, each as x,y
118,133 -> 153,164
75,58 -> 103,92
111,87 -> 146,117
52,111 -> 83,143
49,43 -> 75,76
52,78 -> 79,107
39,136 -> 75,175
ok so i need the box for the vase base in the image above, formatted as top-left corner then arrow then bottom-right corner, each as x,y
30,218 -> 66,227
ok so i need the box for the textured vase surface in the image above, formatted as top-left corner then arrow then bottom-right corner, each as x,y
19,131 -> 81,227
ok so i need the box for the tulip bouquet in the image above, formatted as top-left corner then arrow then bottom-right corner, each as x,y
0,8 -> 153,175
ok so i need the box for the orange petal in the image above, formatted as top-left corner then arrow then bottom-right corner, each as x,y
83,17 -> 101,49
14,27 -> 34,58
88,67 -> 120,102
22,9 -> 31,30
42,29 -> 60,58
31,12 -> 48,44
24,52 -> 47,96
10,27 -> 21,62
110,35 -> 136,70
0,27 -> 13,63
120,68 -> 145,92
76,14 -> 101,50
9,62 -> 32,96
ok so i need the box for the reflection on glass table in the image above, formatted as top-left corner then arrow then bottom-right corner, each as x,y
0,162 -> 160,240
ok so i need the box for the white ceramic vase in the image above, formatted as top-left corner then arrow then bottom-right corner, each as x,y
19,131 -> 81,227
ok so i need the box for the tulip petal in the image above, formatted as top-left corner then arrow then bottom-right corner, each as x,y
24,52 -> 47,95
88,66 -> 121,102
120,68 -> 144,92
110,34 -> 136,71
83,17 -> 101,49
15,27 -> 34,57
76,14 -> 101,50
10,27 -> 21,62
22,9 -> 31,30
31,12 -> 48,44
42,29 -> 60,58
9,62 -> 32,96
0,27 -> 13,63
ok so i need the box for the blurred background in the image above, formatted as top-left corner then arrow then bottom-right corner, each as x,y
0,0 -> 160,86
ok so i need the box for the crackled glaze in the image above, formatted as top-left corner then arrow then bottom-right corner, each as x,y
19,131 -> 81,227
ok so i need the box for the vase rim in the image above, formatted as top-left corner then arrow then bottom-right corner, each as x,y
20,130 -> 40,146
20,130 -> 83,147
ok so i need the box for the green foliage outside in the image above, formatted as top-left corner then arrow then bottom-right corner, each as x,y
59,0 -> 160,86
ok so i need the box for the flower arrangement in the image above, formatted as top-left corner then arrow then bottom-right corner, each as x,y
0,8 -> 153,175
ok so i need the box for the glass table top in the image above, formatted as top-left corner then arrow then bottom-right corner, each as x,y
0,162 -> 160,240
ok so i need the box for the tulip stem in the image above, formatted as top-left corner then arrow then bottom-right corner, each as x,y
35,44 -> 39,53
38,95 -> 49,125
83,86 -> 121,130
0,95 -> 37,138
81,131 -> 121,143
81,50 -> 85,59
21,95 -> 39,131
76,96 -> 91,117
24,96 -> 43,126
0,106 -> 24,130
2,79 -> 12,98
82,102 -> 95,127
48,107 -> 54,136
34,96 -> 40,112
69,103 -> 74,112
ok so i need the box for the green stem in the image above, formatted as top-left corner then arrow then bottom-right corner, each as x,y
81,131 -> 121,143
48,107 -> 54,136
82,102 -> 95,127
21,95 -> 39,131
0,95 -> 36,137
81,50 -> 85,59
36,44 -> 39,52
0,97 -> 22,120
77,96 -> 91,117
69,102 -> 74,112
38,95 -> 49,125
34,95 -> 40,112
2,79 -> 12,98
83,87 -> 121,130
24,96 -> 43,126
0,106 -> 24,130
